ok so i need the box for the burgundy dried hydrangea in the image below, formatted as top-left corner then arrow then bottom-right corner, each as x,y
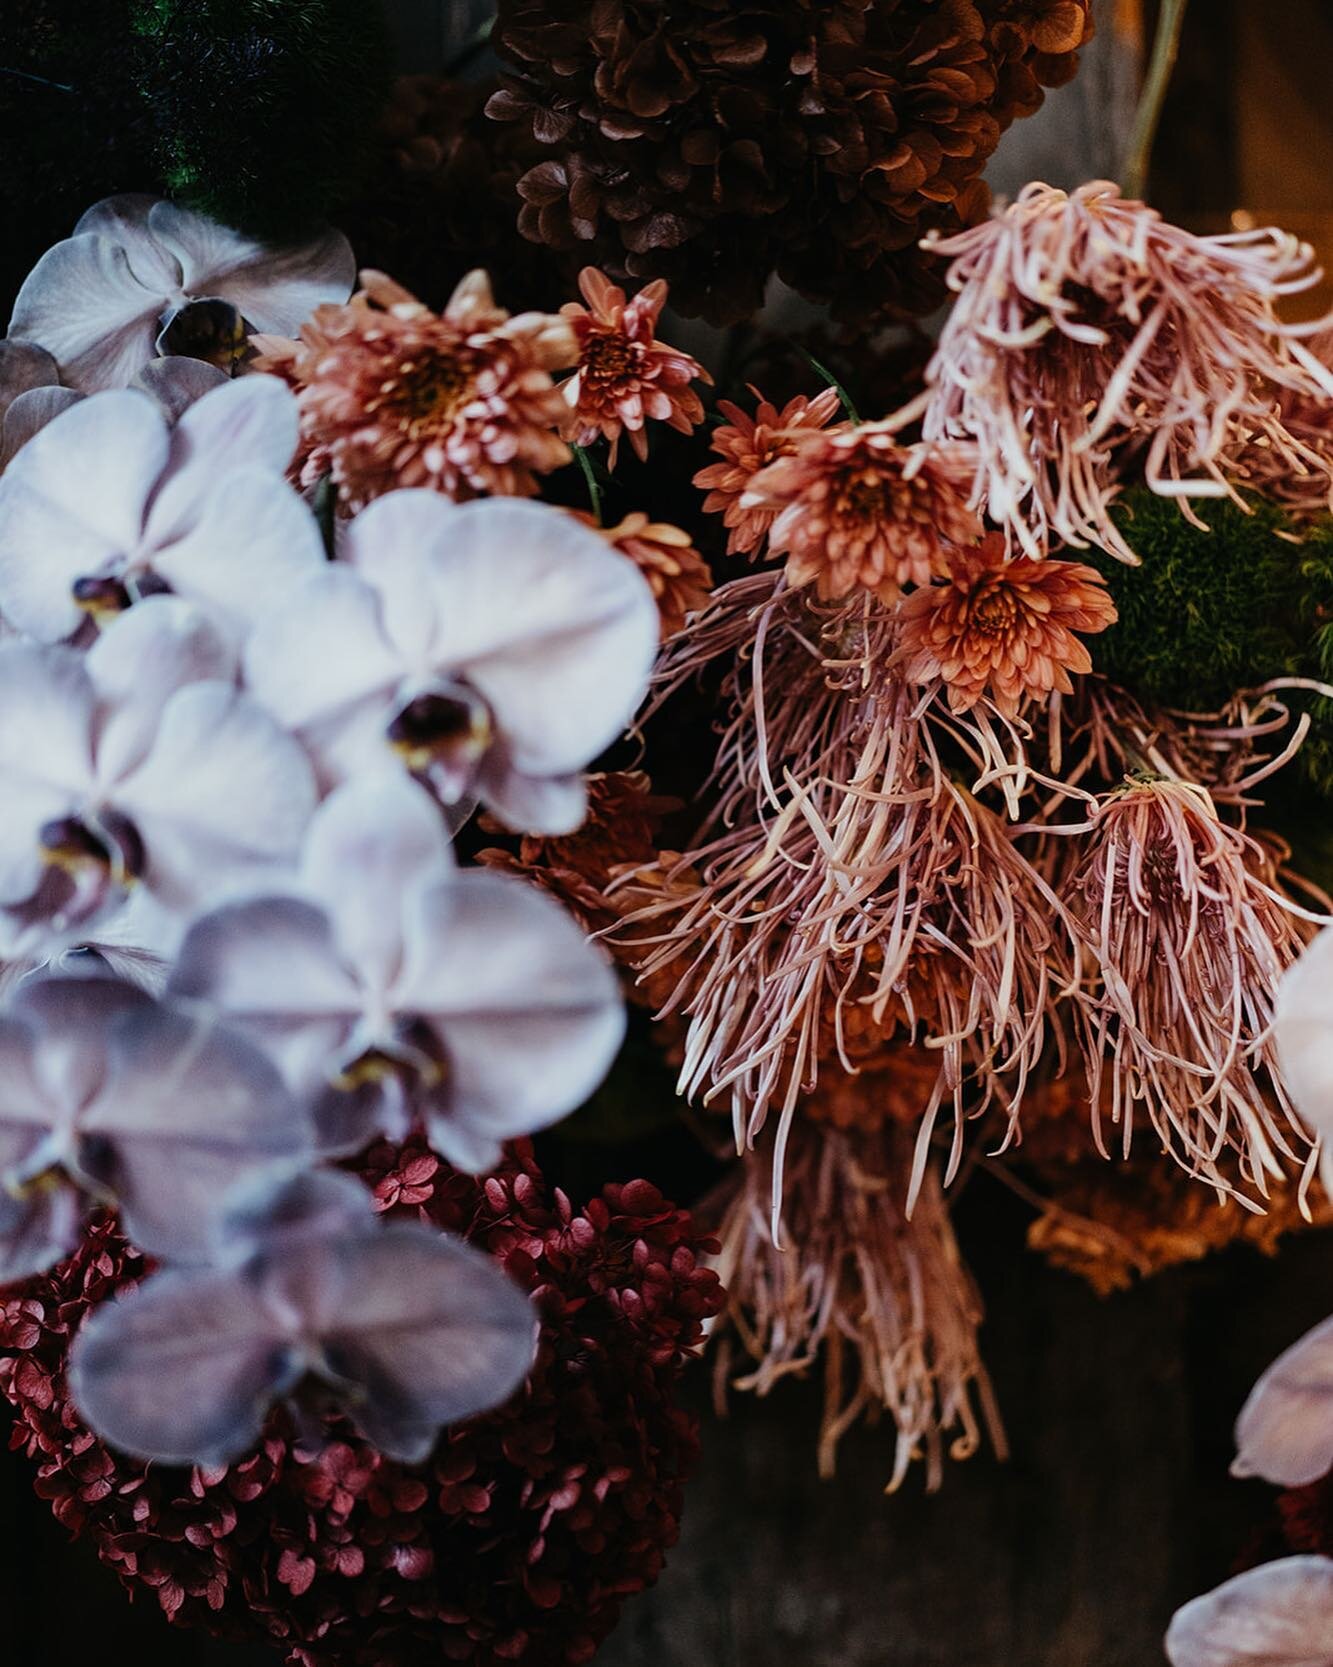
487,0 -> 1093,324
0,1137 -> 721,1667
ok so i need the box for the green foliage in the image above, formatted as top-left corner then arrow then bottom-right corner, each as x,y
130,0 -> 393,239
1089,492 -> 1333,796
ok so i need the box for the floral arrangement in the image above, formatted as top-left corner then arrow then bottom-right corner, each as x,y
3,0 -> 1333,1662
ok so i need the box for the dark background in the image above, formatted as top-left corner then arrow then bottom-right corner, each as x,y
7,1 -> 1333,1663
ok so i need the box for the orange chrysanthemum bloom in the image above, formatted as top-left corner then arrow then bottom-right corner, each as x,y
742,420 -> 982,602
559,268 -> 710,466
693,385 -> 843,556
598,513 -> 712,639
251,269 -> 576,510
895,534 -> 1117,718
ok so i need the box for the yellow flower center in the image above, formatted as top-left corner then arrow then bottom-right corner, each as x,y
377,350 -> 476,438
969,586 -> 1021,636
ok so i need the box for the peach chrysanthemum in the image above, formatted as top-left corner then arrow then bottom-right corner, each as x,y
559,267 -> 710,467
597,513 -> 713,639
692,384 -> 843,556
251,269 -> 575,511
742,420 -> 982,602
920,180 -> 1333,561
1068,774 -> 1322,1203
896,533 -> 1116,718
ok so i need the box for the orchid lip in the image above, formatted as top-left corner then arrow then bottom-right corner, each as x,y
386,681 -> 494,800
155,297 -> 247,372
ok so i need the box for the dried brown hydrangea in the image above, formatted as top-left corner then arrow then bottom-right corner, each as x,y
487,0 -> 1094,325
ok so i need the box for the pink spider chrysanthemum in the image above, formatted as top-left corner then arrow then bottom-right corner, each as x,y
559,267 -> 710,466
919,180 -> 1333,561
1067,774 -> 1323,1202
708,1118 -> 1006,1493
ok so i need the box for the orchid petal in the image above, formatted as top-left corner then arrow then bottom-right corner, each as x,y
398,871 -> 624,1155
0,639 -> 96,800
72,196 -> 182,293
87,598 -> 236,783
0,339 -> 60,409
474,756 -> 588,836
147,203 -> 355,334
1276,929 -> 1333,1141
1235,1316 -> 1333,1487
0,385 -> 84,471
151,468 -> 326,638
145,373 -> 299,543
0,1011 -> 65,1172
244,563 -> 402,731
9,236 -> 164,392
130,356 -> 228,423
1166,1557 -> 1333,1667
0,1181 -> 83,1284
312,1223 -> 537,1462
114,683 -> 316,914
6,972 -> 156,1121
301,774 -> 454,993
221,1167 -> 376,1254
80,1000 -> 312,1260
67,1263 -> 296,1465
0,392 -> 169,640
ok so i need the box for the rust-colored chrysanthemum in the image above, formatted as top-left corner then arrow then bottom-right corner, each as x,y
558,267 -> 709,465
895,533 -> 1116,718
743,420 -> 982,601
251,269 -> 575,510
920,180 -> 1333,560
693,384 -> 843,557
597,512 -> 712,638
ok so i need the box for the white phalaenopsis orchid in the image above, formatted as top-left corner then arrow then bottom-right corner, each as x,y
8,195 -> 355,392
243,492 -> 659,833
170,772 -> 625,1169
0,597 -> 316,957
0,373 -> 321,643
1166,1557 -> 1333,1667
1275,926 -> 1333,1195
68,1167 -> 537,1466
1235,1315 -> 1333,1489
0,971 -> 312,1281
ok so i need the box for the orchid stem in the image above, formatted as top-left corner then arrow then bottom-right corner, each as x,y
573,444 -> 604,524
799,348 -> 861,426
1122,0 -> 1190,201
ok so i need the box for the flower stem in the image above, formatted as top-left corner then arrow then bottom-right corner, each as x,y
799,348 -> 861,426
1121,0 -> 1190,202
573,444 -> 604,524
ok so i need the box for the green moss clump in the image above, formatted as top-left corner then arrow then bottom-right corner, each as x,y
131,0 -> 393,240
1087,492 -> 1333,797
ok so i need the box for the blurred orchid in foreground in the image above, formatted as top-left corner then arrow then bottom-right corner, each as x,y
0,374 -> 319,643
1166,1557 -> 1333,1667
0,972 -> 311,1281
244,492 -> 658,832
68,1167 -> 537,1466
1276,925 -> 1333,1196
171,773 -> 625,1168
7,195 -> 355,392
0,597 -> 316,957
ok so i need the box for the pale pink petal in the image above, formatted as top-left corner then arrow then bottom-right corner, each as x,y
1166,1557 -> 1333,1667
115,683 -> 317,914
129,356 -> 228,423
0,339 -> 60,411
9,235 -> 165,392
243,564 -> 402,731
145,372 -> 299,543
0,391 -> 169,640
0,385 -> 83,471
151,468 -> 325,639
1276,929 -> 1333,1142
73,196 -> 182,292
0,639 -> 96,795
148,202 -> 355,333
0,1183 -> 82,1283
301,773 -> 454,994
1235,1316 -> 1333,1487
473,756 -> 587,836
396,871 -> 624,1159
